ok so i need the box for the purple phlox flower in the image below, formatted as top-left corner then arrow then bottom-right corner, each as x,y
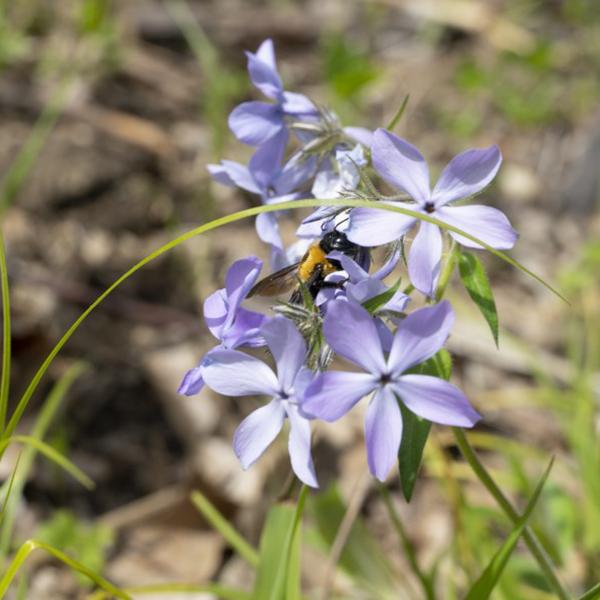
229,39 -> 318,147
178,257 -> 266,397
301,300 -> 480,481
297,145 -> 367,239
209,139 -> 316,251
201,316 -> 319,488
346,128 -> 518,297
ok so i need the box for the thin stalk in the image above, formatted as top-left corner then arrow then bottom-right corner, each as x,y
0,229 -> 10,430
453,428 -> 570,600
435,240 -> 459,302
378,484 -> 435,600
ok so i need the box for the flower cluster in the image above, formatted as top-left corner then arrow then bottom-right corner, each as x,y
180,40 -> 518,487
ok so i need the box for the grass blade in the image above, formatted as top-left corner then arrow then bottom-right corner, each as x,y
1,199 -> 565,451
465,457 -> 555,600
0,539 -> 130,599
190,490 -> 258,568
0,229 -> 10,431
386,94 -> 410,132
579,582 -> 600,600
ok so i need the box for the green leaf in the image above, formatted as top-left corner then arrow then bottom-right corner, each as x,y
362,278 -> 402,314
190,491 -> 258,568
254,486 -> 307,600
398,350 -> 452,502
0,229 -> 10,430
458,250 -> 500,347
465,457 -> 554,600
578,582 -> 600,600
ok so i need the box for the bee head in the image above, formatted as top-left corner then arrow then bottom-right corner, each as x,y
319,231 -> 359,255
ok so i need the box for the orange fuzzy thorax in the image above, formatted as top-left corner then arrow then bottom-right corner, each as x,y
298,244 -> 337,282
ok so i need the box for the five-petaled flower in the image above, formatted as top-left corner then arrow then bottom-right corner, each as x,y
201,316 -> 318,488
301,300 -> 480,481
346,128 -> 518,296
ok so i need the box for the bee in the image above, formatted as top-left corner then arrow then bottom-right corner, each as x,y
248,230 -> 366,304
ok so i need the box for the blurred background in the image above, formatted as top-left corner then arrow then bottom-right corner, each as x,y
1,0 -> 599,598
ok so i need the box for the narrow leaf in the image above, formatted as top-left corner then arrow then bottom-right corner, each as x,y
465,457 -> 555,600
362,278 -> 401,314
578,582 -> 600,600
399,349 -> 452,502
0,229 -> 10,431
386,94 -> 410,131
458,250 -> 500,347
190,491 -> 258,568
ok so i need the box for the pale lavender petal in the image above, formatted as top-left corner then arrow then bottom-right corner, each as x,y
224,257 -> 263,329
233,400 -> 286,469
256,212 -> 283,249
286,403 -> 318,487
336,254 -> 369,282
212,161 -> 261,194
261,317 -> 306,391
293,366 -> 315,398
301,371 -> 377,421
408,221 -> 442,297
346,278 -> 386,304
432,145 -> 502,207
315,272 -> 347,306
207,164 -> 236,187
372,129 -> 430,205
323,300 -> 386,374
393,375 -> 481,426
281,91 -> 317,115
177,365 -> 205,396
381,288 -> 410,313
387,300 -> 454,375
255,38 -> 277,70
275,154 -> 317,195
248,130 -> 288,190
203,288 -> 228,340
229,101 -> 284,146
344,126 -> 374,147
222,308 -> 266,349
371,246 -> 401,280
246,47 -> 282,99
436,205 -> 518,250
202,349 -> 279,396
346,203 -> 417,247
365,386 -> 402,481
375,318 -> 393,352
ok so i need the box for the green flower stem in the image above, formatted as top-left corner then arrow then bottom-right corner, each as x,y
0,229 -> 10,432
452,428 -> 570,600
378,483 -> 435,600
434,240 -> 459,302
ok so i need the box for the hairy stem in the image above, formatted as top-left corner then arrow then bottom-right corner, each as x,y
453,427 -> 570,600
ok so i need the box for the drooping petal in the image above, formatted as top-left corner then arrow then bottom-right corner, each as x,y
387,300 -> 454,375
343,126 -> 374,148
214,161 -> 261,194
335,254 -> 369,282
246,47 -> 283,99
432,145 -> 502,207
371,246 -> 401,280
177,364 -> 206,396
407,221 -> 442,297
255,212 -> 283,249
233,400 -> 286,469
202,349 -> 279,397
301,371 -> 377,422
224,257 -> 263,330
207,163 -> 236,187
346,278 -> 387,304
203,289 -> 228,340
261,317 -> 307,391
323,300 -> 386,374
436,205 -> 518,250
381,287 -> 410,314
222,308 -> 266,349
229,101 -> 284,146
346,203 -> 417,247
248,130 -> 288,190
286,403 -> 318,487
365,386 -> 403,481
393,375 -> 481,426
281,91 -> 317,115
371,129 -> 430,205
375,317 -> 394,352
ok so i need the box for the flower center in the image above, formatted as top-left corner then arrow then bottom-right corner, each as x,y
379,373 -> 392,386
424,201 -> 435,213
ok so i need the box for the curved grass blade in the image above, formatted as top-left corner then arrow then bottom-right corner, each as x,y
0,435 -> 93,489
386,94 -> 410,132
88,582 -> 252,600
458,250 -> 500,347
2,199 -> 565,446
0,230 -> 10,431
579,582 -> 600,600
465,457 -> 554,600
0,539 -> 130,600
190,490 -> 258,568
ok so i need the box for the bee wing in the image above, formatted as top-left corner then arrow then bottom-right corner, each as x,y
248,262 -> 300,297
